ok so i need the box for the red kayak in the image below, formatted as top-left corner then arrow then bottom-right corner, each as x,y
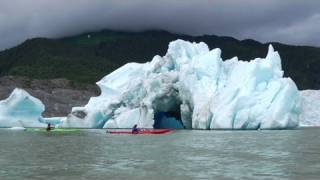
106,129 -> 172,135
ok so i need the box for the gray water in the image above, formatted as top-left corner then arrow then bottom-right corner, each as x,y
0,128 -> 320,180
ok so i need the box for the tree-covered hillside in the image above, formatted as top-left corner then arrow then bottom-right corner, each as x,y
0,30 -> 319,90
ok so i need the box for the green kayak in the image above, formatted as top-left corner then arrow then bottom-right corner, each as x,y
25,128 -> 81,132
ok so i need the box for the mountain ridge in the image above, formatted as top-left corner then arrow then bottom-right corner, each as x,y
0,29 -> 319,90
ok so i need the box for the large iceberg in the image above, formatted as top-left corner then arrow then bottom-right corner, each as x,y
0,88 -> 46,127
61,39 -> 301,130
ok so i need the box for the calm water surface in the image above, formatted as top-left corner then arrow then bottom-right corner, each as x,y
0,128 -> 320,180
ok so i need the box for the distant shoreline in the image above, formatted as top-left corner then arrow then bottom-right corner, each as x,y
0,76 -> 99,117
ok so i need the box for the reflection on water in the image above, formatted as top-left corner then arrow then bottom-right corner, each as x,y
0,128 -> 320,180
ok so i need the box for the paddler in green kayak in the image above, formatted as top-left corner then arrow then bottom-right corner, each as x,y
46,123 -> 54,131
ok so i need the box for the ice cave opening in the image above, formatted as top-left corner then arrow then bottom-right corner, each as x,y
153,111 -> 184,129
150,86 -> 186,129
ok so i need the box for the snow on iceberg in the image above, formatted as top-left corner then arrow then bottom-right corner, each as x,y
0,88 -> 45,127
61,39 -> 301,130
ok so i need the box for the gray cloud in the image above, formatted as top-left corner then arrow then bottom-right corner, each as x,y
0,0 -> 320,50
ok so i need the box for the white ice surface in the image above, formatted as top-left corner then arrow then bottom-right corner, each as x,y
0,88 -> 45,128
299,90 -> 320,127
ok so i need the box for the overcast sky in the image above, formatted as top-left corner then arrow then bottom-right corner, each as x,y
0,0 -> 320,50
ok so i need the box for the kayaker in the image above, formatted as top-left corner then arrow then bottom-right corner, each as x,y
46,123 -> 53,131
132,124 -> 139,134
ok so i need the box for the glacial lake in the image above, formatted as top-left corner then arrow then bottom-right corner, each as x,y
0,128 -> 320,180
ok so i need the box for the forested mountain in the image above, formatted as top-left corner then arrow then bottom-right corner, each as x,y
0,30 -> 319,90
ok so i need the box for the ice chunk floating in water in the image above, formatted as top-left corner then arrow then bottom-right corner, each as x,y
62,39 -> 301,129
0,88 -> 45,128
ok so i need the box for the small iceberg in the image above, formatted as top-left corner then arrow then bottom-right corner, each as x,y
9,127 -> 25,130
0,88 -> 45,128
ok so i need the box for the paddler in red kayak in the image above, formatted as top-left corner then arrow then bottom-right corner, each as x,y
132,124 -> 140,134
